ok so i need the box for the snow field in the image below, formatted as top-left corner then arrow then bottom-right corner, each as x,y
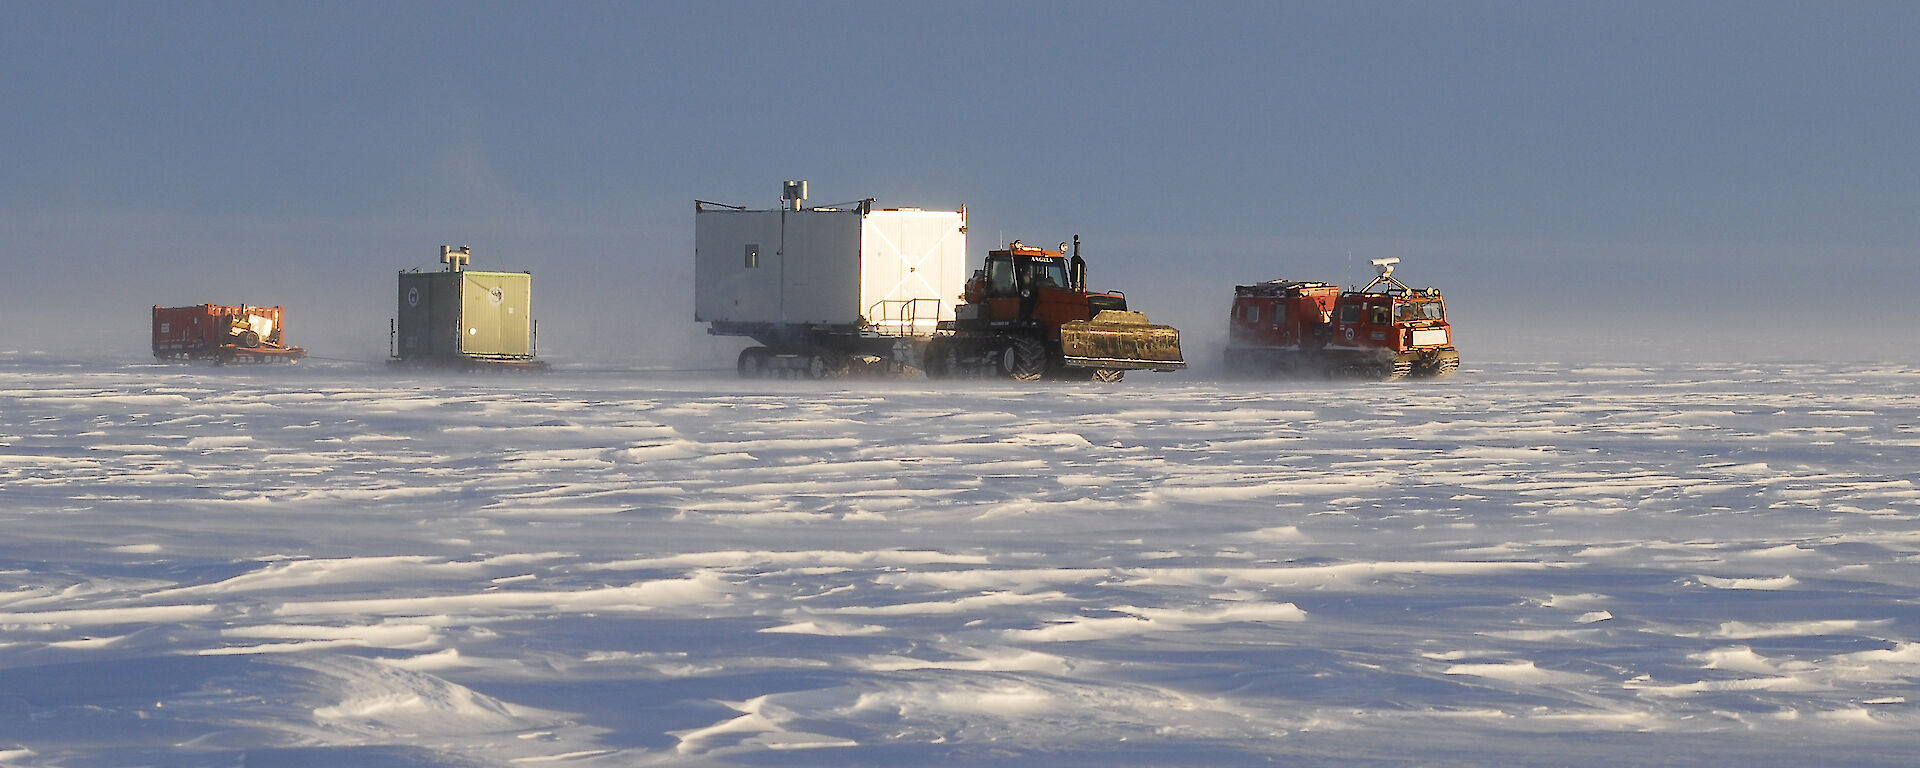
0,360 -> 1916,765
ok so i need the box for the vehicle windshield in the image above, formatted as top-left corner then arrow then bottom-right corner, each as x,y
1396,299 -> 1444,321
1021,257 -> 1068,289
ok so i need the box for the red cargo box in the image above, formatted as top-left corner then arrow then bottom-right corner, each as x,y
152,304 -> 306,364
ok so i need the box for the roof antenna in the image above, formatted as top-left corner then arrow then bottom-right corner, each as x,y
1361,257 -> 1410,294
440,245 -> 471,273
1371,257 -> 1399,281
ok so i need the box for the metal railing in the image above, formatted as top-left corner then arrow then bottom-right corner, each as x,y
864,298 -> 943,337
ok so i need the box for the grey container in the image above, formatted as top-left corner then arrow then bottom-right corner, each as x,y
395,270 -> 535,360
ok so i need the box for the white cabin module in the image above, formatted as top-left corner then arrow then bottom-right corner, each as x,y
695,205 -> 967,334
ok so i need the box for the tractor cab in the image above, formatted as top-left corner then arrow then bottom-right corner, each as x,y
974,243 -> 1069,298
961,239 -> 1122,338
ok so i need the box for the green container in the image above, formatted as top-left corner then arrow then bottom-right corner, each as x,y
396,270 -> 534,359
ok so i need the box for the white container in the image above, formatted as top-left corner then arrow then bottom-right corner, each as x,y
695,203 -> 967,336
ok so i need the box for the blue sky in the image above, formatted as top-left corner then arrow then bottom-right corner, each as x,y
5,2 -> 1915,363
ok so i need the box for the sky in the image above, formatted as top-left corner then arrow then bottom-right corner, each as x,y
4,1 -> 1916,365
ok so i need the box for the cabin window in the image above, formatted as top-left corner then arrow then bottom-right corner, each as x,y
1370,305 -> 1390,325
1339,304 -> 1360,324
987,257 -> 1017,296
1242,305 -> 1260,323
1271,303 -> 1286,326
744,244 -> 760,269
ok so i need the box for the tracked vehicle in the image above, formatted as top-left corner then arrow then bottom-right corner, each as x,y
926,237 -> 1184,381
152,304 -> 306,364
1225,257 -> 1457,380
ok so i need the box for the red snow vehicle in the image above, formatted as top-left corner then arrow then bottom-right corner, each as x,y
1224,258 -> 1457,380
152,304 -> 306,364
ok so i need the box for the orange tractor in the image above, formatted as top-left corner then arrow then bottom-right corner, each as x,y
1224,257 -> 1458,380
925,237 -> 1184,381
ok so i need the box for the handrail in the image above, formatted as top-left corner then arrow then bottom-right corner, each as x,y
864,298 -> 943,337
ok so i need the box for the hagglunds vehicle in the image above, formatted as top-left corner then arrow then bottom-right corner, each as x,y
1224,257 -> 1457,380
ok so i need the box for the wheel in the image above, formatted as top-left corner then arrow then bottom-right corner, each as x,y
1008,336 -> 1047,381
736,347 -> 770,378
804,350 -> 848,380
923,340 -> 949,379
1091,369 -> 1124,382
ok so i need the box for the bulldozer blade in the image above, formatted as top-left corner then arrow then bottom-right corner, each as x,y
1059,310 -> 1186,371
